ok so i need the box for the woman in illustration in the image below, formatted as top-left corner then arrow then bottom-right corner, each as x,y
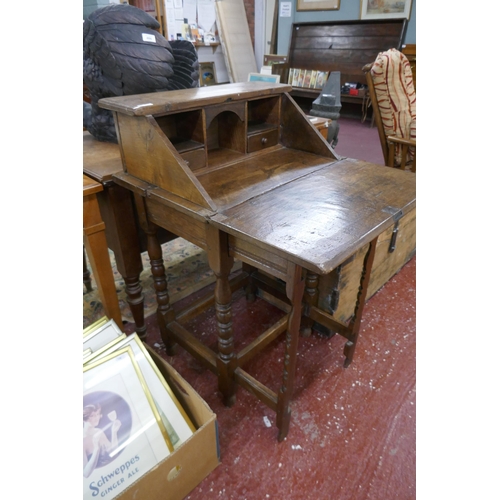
83,404 -> 121,478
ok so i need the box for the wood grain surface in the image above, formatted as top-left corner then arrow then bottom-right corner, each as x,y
99,82 -> 292,116
211,159 -> 415,275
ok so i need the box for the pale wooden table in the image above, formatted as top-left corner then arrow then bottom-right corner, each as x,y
83,174 -> 123,330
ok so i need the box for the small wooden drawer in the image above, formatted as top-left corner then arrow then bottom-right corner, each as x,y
247,129 -> 279,153
181,148 -> 206,171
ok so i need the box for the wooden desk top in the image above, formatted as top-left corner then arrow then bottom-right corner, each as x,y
83,173 -> 103,197
83,132 -> 123,184
115,155 -> 416,276
198,148 -> 335,211
210,158 -> 415,275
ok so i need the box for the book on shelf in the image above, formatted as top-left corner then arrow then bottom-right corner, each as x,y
288,68 -> 329,90
315,71 -> 328,89
309,70 -> 318,89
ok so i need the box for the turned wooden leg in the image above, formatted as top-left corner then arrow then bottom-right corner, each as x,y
276,262 -> 305,441
83,246 -> 92,292
343,236 -> 378,367
300,271 -> 319,337
133,194 -> 175,349
98,185 -> 146,337
146,224 -> 176,353
123,276 -> 146,339
207,226 -> 237,407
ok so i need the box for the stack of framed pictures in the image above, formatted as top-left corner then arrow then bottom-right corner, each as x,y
83,319 -> 196,500
288,68 -> 329,90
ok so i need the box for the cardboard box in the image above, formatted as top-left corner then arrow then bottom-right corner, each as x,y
117,346 -> 220,500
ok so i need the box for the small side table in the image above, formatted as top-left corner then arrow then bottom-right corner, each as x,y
83,174 -> 123,330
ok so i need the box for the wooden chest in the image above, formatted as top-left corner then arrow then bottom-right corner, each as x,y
318,207 -> 416,324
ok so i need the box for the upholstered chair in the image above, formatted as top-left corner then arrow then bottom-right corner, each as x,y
363,49 -> 416,172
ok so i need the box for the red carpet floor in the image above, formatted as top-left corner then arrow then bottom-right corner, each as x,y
334,117 -> 385,166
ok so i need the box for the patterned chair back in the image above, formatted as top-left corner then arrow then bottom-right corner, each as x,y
368,49 -> 416,168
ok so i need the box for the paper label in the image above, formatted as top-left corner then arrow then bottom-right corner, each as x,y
142,33 -> 156,43
280,2 -> 292,17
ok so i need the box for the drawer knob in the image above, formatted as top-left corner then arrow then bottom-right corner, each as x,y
261,137 -> 268,145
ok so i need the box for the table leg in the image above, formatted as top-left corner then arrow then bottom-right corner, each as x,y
83,193 -> 123,330
97,186 -> 146,338
145,221 -> 176,353
122,276 -> 146,338
83,246 -> 92,292
207,226 -> 237,407
300,271 -> 319,337
343,236 -> 378,367
276,262 -> 305,441
133,194 -> 175,348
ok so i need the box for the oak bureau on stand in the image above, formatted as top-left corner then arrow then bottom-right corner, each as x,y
99,82 -> 416,441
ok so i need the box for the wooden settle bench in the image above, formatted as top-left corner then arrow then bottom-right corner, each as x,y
272,18 -> 408,116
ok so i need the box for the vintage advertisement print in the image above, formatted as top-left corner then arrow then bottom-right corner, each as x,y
89,333 -> 195,448
83,347 -> 171,499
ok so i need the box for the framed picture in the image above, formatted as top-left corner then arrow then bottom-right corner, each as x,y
89,333 -> 196,448
360,0 -> 413,20
199,62 -> 217,86
247,73 -> 281,83
297,0 -> 340,12
83,316 -> 108,337
83,346 -> 172,499
83,319 -> 125,364
84,332 -> 127,364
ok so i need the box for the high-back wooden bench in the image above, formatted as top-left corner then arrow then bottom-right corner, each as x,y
273,18 -> 408,114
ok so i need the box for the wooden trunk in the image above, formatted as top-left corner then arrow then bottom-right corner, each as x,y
318,207 -> 416,324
